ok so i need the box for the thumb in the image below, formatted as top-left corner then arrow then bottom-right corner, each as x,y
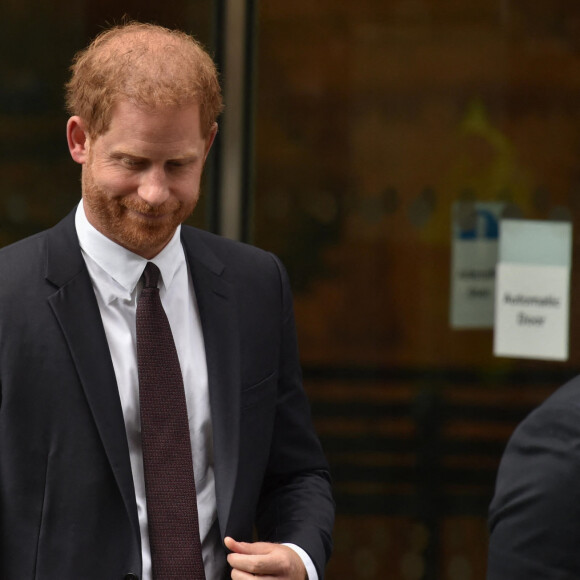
224,537 -> 272,555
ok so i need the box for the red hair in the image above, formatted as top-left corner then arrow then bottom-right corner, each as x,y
65,22 -> 223,137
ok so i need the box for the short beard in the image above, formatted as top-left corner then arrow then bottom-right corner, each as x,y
81,166 -> 197,258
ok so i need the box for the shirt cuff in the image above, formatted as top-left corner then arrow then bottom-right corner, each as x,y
282,543 -> 318,580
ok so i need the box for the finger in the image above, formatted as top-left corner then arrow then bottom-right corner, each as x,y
232,570 -> 277,580
227,550 -> 273,575
231,569 -> 269,580
227,543 -> 303,578
225,537 -> 273,555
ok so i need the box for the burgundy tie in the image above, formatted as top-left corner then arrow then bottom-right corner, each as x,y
136,262 -> 205,579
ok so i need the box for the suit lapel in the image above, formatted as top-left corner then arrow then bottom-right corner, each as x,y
43,214 -> 241,546
44,211 -> 140,543
181,228 -> 241,537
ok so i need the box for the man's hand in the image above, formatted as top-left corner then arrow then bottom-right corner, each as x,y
225,536 -> 307,579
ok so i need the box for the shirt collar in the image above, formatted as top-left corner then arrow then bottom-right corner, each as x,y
75,200 -> 185,303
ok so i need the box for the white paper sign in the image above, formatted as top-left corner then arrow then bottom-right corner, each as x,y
494,263 -> 569,360
493,219 -> 572,361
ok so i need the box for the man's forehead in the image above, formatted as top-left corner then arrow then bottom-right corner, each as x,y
92,99 -> 202,140
90,99 -> 205,153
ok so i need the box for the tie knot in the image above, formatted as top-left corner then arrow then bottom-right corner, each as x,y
143,262 -> 161,289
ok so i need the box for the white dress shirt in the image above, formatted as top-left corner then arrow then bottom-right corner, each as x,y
75,201 -> 317,580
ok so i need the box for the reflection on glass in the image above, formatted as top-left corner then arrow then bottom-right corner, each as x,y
254,2 -> 580,578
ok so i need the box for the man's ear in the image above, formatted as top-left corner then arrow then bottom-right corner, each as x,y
203,122 -> 219,163
66,116 -> 90,164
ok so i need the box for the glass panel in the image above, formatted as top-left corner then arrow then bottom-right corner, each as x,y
0,0 -> 213,249
254,1 -> 580,578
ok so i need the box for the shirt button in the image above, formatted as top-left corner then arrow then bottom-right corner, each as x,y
124,574 -> 139,580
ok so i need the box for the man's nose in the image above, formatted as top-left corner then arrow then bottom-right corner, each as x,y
137,167 -> 170,207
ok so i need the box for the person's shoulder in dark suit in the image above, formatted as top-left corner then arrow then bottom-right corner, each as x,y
487,375 -> 580,579
0,224 -> 60,305
181,223 -> 275,268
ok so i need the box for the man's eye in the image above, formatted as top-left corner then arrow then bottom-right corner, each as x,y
167,161 -> 187,169
122,158 -> 143,168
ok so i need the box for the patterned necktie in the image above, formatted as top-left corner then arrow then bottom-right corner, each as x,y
136,262 -> 205,579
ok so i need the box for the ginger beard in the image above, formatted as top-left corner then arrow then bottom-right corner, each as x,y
81,157 -> 198,258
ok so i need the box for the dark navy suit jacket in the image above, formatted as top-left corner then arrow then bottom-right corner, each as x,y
488,376 -> 580,579
0,209 -> 334,579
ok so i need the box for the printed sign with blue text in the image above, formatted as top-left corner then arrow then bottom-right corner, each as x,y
450,202 -> 504,328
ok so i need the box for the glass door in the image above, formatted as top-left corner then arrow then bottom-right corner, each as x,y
252,1 -> 580,578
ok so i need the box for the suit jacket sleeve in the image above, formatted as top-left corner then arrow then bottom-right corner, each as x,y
254,254 -> 335,578
487,379 -> 580,580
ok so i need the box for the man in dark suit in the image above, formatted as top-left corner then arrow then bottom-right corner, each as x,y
0,22 -> 334,580
487,376 -> 580,579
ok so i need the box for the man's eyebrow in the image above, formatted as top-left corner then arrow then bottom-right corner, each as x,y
109,150 -> 199,162
109,150 -> 146,160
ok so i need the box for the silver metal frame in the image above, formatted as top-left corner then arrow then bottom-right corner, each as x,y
218,0 -> 249,241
